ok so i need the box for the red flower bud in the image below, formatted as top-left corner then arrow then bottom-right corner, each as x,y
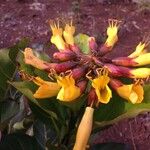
88,37 -> 98,52
77,80 -> 88,94
98,44 -> 112,56
112,57 -> 138,67
109,78 -> 123,90
70,44 -> 81,53
104,64 -> 131,77
53,51 -> 76,61
46,61 -> 77,73
72,66 -> 88,80
87,88 -> 98,106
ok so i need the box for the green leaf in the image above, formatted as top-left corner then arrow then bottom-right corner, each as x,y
0,133 -> 42,150
74,33 -> 90,54
94,84 -> 150,128
0,99 -> 20,125
90,143 -> 129,150
9,81 -> 69,137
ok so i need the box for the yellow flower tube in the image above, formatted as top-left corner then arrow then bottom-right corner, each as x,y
33,77 -> 61,99
133,53 -> 150,66
57,75 -> 81,101
63,21 -> 75,46
50,21 -> 66,50
73,107 -> 94,150
92,75 -> 112,104
105,19 -> 120,48
128,42 -> 147,58
24,48 -> 50,70
110,79 -> 144,104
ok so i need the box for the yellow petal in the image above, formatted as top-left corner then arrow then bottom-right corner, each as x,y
50,22 -> 66,50
57,75 -> 80,101
105,20 -> 119,47
92,75 -> 112,104
134,53 -> 150,66
51,35 -> 66,50
24,48 -> 49,70
33,77 -> 61,99
63,24 -> 75,45
131,68 -> 150,78
129,42 -> 146,58
117,84 -> 144,104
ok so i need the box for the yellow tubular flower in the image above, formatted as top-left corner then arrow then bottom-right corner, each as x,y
128,42 -> 147,58
105,19 -> 120,48
50,21 -> 66,50
57,75 -> 80,101
134,53 -> 150,66
131,68 -> 150,78
73,107 -> 94,150
92,75 -> 112,104
116,83 -> 144,104
63,21 -> 75,45
24,48 -> 50,70
33,77 -> 61,99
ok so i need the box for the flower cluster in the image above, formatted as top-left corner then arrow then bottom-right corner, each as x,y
22,19 -> 150,105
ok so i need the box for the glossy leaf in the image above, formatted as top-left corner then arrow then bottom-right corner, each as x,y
0,133 -> 42,150
74,33 -> 90,54
94,84 -> 150,128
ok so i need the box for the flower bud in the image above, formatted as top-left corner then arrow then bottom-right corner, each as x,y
73,107 -> 94,150
71,66 -> 88,80
77,80 -> 88,94
104,64 -> 131,77
53,51 -> 76,61
87,88 -> 98,106
46,61 -> 77,73
70,44 -> 81,53
98,44 -> 112,56
112,57 -> 138,67
88,37 -> 98,53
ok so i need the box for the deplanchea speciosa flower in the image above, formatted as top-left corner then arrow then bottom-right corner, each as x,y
110,78 -> 144,104
21,18 -> 150,105
19,18 -> 150,150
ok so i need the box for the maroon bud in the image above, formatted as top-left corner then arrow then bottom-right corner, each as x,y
46,61 -> 77,73
87,88 -> 98,106
88,37 -> 98,52
72,65 -> 88,80
53,51 -> 76,61
104,64 -> 131,77
77,80 -> 88,94
70,44 -> 81,53
98,44 -> 112,56
109,78 -> 123,90
112,57 -> 138,67
92,57 -> 104,67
